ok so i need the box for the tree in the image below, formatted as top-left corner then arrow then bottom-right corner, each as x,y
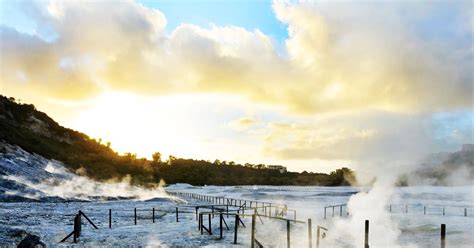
255,164 -> 265,169
214,159 -> 221,166
124,152 -> 137,160
168,155 -> 177,165
152,152 -> 162,163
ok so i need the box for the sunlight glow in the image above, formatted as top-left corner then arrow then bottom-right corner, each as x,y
70,92 -> 199,159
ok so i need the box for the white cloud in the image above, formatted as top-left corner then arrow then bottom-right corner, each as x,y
1,0 -> 471,113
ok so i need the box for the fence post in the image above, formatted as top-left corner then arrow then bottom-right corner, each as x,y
134,208 -> 137,225
220,213 -> 223,239
324,207 -> 326,219
443,207 -> 445,216
316,226 -> 320,248
465,208 -> 467,217
423,206 -> 426,215
332,206 -> 335,217
109,209 -> 112,228
176,207 -> 179,222
73,213 -> 81,243
251,213 -> 256,248
208,214 -> 212,235
287,220 -> 291,248
200,214 -> 203,234
308,218 -> 312,248
364,220 -> 369,248
441,224 -> 446,248
340,205 -> 343,217
196,207 -> 199,220
234,214 -> 239,244
152,208 -> 155,223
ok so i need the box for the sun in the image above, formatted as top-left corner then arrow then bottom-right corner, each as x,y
69,91 -> 196,159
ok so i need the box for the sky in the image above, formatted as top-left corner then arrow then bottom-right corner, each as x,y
0,0 -> 472,173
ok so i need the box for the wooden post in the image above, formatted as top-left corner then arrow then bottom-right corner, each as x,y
208,213 -> 212,235
465,208 -> 467,217
332,206 -> 335,217
364,220 -> 369,248
440,224 -> 446,248
251,214 -> 256,248
324,207 -> 326,219
73,214 -> 78,243
287,220 -> 291,248
220,213 -> 223,239
443,207 -> 445,216
152,208 -> 155,223
196,207 -> 199,220
212,205 -> 214,218
176,207 -> 179,222
424,206 -> 426,215
73,213 -> 81,243
340,205 -> 343,217
316,226 -> 320,248
109,209 -> 112,228
234,214 -> 239,244
134,208 -> 137,225
308,218 -> 312,248
200,214 -> 203,234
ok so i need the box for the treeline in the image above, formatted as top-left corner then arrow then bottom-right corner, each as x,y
0,95 -> 355,186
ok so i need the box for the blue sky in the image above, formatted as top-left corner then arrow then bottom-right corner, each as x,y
0,0 -> 288,46
139,0 -> 288,42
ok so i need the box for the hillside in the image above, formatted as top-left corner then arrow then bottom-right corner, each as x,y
0,95 -> 355,186
398,148 -> 474,186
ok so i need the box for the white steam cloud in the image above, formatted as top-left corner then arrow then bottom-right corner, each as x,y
3,162 -> 170,201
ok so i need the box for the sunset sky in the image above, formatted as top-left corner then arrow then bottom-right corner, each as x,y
1,0 -> 472,172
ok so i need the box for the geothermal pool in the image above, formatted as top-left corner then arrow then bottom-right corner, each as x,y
168,184 -> 474,247
0,185 -> 473,247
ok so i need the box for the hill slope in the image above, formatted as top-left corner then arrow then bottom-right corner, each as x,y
0,95 -> 354,186
398,149 -> 474,186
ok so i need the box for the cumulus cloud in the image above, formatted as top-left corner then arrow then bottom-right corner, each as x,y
261,111 -> 458,161
1,0 -> 472,114
274,0 -> 473,112
229,116 -> 259,131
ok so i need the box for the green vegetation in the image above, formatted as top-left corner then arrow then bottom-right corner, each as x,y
0,95 -> 355,186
